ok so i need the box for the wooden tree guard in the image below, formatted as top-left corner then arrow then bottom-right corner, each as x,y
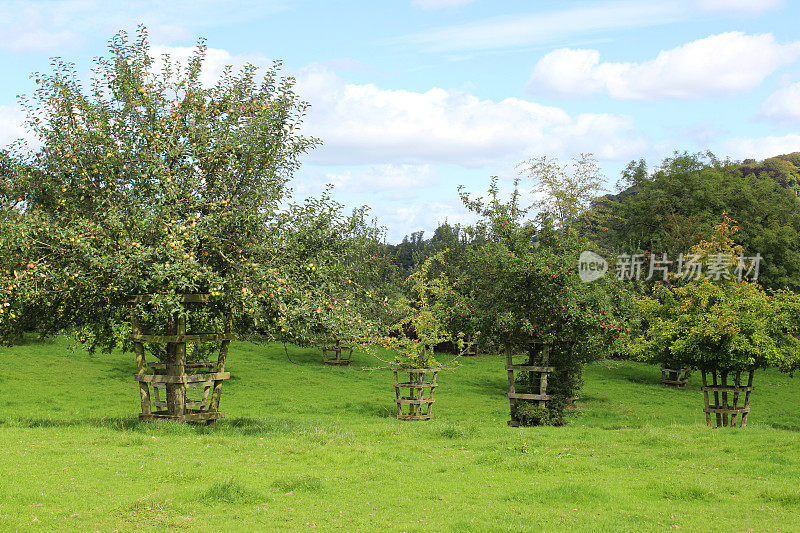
661,363 -> 691,387
130,294 -> 234,424
506,344 -> 554,427
321,339 -> 353,366
461,337 -> 478,357
701,369 -> 754,428
393,368 -> 438,420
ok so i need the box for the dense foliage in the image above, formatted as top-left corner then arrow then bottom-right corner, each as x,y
457,172 -> 635,425
599,152 -> 800,291
0,28 -> 375,356
631,218 -> 800,374
378,253 -> 463,370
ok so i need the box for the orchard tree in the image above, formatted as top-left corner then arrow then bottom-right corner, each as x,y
631,217 -> 800,374
459,171 -> 634,425
378,252 -> 465,370
630,217 -> 800,426
0,26 -> 370,360
258,192 -> 389,349
518,153 -> 605,235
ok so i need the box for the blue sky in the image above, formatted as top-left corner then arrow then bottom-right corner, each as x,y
1,0 -> 799,241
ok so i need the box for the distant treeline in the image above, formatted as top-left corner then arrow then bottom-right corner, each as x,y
385,152 -> 800,291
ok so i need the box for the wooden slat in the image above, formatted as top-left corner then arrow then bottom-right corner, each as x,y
720,372 -> 730,427
539,345 -> 550,409
129,333 -> 237,343
396,382 -> 436,389
395,398 -> 436,405
210,313 -> 232,413
149,362 -> 215,370
701,386 -> 754,393
506,348 -> 516,423
704,407 -> 751,414
702,371 -> 711,427
397,414 -> 433,420
393,370 -> 401,418
505,365 -> 555,372
131,307 -> 151,416
742,370 -> 754,427
730,371 -> 741,427
153,381 -> 215,390
135,372 -> 230,384
506,392 -> 550,400
712,371 -> 721,427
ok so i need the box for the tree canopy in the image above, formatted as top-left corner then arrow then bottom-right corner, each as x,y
0,27 -> 375,352
598,152 -> 800,291
630,218 -> 800,374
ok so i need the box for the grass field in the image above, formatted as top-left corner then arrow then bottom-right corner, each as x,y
1,337 -> 799,531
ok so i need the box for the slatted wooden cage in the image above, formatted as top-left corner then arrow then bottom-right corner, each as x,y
320,338 -> 353,366
130,294 -> 233,424
701,369 -> 754,428
661,363 -> 691,387
506,344 -> 554,427
393,368 -> 439,420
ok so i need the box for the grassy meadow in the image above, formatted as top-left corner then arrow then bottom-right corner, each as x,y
1,337 -> 800,531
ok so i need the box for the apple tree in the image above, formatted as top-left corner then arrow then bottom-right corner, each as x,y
0,26 -> 368,360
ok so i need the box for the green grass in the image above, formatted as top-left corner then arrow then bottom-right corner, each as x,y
1,337 -> 799,531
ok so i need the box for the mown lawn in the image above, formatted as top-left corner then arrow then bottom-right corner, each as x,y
1,337 -> 799,531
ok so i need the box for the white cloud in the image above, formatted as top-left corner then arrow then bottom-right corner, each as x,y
722,134 -> 800,160
697,0 -> 784,14
528,32 -> 800,100
398,1 -> 681,53
412,0 -> 476,8
325,164 -> 436,193
0,104 -> 33,150
0,0 -> 291,52
759,82 -> 800,125
149,45 -> 272,88
295,65 -> 646,166
375,199 -> 477,242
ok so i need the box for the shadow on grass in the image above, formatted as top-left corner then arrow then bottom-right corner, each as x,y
460,376 -> 509,398
0,414 -> 310,436
105,360 -> 138,381
265,346 -> 322,365
766,421 -> 800,432
578,395 -> 610,404
341,400 -> 395,419
593,362 -> 661,386
3,333 -> 57,346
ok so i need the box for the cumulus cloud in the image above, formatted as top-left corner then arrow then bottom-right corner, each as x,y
324,164 -> 436,193
528,32 -> 800,100
722,134 -> 800,160
375,199 -> 478,242
295,65 -> 646,166
149,45 -> 272,88
412,0 -> 476,8
758,82 -> 800,125
0,104 -> 34,150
